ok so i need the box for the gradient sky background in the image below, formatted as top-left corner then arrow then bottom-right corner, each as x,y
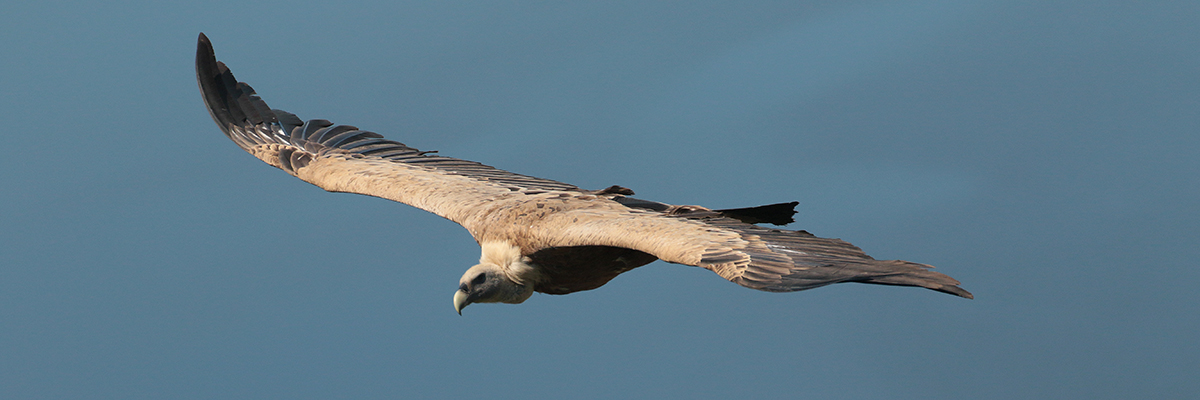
2,1 -> 1197,399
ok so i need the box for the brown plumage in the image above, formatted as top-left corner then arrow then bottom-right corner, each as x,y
195,33 -> 972,314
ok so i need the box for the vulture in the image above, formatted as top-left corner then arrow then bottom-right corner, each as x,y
195,33 -> 972,314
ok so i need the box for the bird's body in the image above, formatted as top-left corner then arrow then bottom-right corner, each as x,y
195,33 -> 971,313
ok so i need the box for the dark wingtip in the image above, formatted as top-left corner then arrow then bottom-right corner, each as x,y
196,32 -> 232,132
197,33 -> 213,64
195,32 -> 277,146
846,259 -> 974,299
938,285 -> 974,299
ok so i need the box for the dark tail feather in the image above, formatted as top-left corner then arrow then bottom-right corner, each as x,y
716,201 -> 799,226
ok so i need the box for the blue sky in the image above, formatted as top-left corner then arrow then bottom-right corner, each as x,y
2,1 -> 1197,399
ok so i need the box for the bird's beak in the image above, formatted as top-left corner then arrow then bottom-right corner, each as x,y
453,289 -> 470,315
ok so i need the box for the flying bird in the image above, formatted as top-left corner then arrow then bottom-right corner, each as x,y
195,33 -> 972,314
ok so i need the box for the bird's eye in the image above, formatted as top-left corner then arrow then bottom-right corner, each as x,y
471,274 -> 487,286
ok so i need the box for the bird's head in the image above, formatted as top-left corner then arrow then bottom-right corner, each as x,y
453,262 -> 535,315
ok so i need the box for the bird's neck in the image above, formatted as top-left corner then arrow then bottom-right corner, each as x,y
480,241 -> 541,287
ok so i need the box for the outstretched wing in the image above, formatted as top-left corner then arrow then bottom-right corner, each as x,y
196,33 -> 585,227
522,202 -> 973,298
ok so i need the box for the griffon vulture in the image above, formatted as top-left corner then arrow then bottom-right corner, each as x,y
195,33 -> 972,314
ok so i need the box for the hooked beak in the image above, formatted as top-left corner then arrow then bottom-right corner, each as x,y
453,289 -> 470,315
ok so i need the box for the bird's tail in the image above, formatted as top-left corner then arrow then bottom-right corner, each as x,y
715,202 -> 799,226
